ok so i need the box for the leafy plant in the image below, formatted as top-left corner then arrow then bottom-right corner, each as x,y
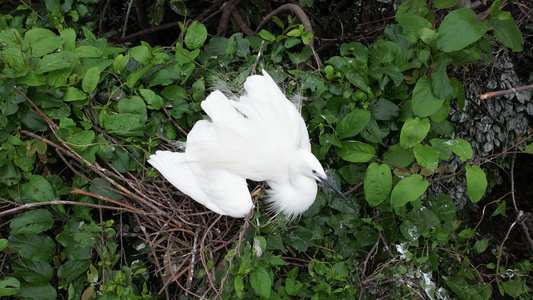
0,0 -> 531,299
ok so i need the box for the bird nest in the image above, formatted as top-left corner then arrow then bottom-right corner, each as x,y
16,104 -> 249,298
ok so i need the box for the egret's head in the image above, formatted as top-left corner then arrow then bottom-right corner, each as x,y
294,150 -> 349,203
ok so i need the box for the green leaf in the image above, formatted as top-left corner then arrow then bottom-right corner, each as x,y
488,18 -> 524,52
434,0 -> 461,9
57,259 -> 91,286
431,53 -> 453,99
16,283 -> 57,300
63,87 -> 86,101
24,28 -> 64,57
234,275 -> 244,298
465,165 -> 487,203
364,163 -> 392,206
473,238 -> 489,254
129,45 -> 151,65
82,66 -> 100,93
185,21 -> 208,49
336,109 -> 371,139
370,98 -> 399,120
502,278 -> 527,298
412,76 -> 444,117
74,45 -> 103,58
59,28 -> 76,52
383,144 -> 415,168
0,277 -> 20,296
8,234 -> 55,261
336,141 -> 376,163
437,8 -> 488,52
140,89 -> 164,109
285,277 -> 304,296
400,117 -> 430,148
11,259 -> 53,283
390,174 -> 428,207
257,29 -> 276,42
250,266 -> 271,298
413,143 -> 439,170
0,239 -> 7,251
445,138 -> 473,161
9,209 -> 54,235
126,64 -> 154,88
22,175 -> 56,203
113,54 -> 130,74
36,51 -> 78,74
491,200 -> 507,218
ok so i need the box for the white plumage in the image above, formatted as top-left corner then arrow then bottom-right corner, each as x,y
148,70 -> 347,219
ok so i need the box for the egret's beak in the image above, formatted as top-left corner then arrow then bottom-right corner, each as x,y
317,175 -> 350,203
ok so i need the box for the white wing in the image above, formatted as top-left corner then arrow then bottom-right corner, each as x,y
148,150 -> 253,218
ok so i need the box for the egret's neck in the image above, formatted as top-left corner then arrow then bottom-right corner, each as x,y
265,148 -> 318,219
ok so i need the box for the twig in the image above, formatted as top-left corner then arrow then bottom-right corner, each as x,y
0,198 -> 138,217
480,84 -> 533,100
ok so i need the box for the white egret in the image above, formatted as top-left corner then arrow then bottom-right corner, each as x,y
148,70 -> 348,219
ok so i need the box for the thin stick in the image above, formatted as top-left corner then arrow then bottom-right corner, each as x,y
480,84 -> 533,100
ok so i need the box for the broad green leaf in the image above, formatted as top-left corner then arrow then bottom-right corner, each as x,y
413,144 -> 439,170
443,276 -> 493,300
149,68 -> 181,87
11,259 -> 53,283
9,209 -> 54,235
126,64 -> 154,88
444,138 -> 473,161
370,98 -> 400,120
0,277 -> 20,296
336,109 -> 371,139
63,87 -> 86,101
57,259 -> 91,286
59,28 -> 76,52
249,266 -> 271,299
390,174 -> 428,207
336,141 -> 376,163
82,66 -> 100,93
437,8 -> 488,52
400,117 -> 430,148
68,130 -> 96,151
8,234 -> 55,261
488,18 -> 524,52
185,21 -> 208,49
24,28 -> 64,57
140,89 -> 164,109
465,165 -> 487,203
74,45 -> 103,58
16,283 -> 57,300
383,144 -> 415,168
21,175 -> 56,203
36,51 -> 78,73
396,14 -> 432,33
364,163 -> 392,206
234,276 -> 244,298
431,53 -> 453,99
360,117 -> 383,144
434,0 -> 461,9
285,277 -> 304,296
491,200 -> 507,218
430,194 -> 456,222
129,45 -> 151,65
175,48 -> 200,65
357,226 -> 380,248
502,278 -> 527,298
0,239 -> 7,251
112,54 -> 130,74
473,238 -> 489,254
412,76 -> 444,117
102,114 -> 145,137
257,29 -> 276,42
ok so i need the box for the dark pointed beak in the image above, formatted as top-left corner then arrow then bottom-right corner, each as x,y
317,175 -> 350,203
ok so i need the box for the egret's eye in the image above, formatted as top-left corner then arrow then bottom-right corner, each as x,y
312,170 -> 317,174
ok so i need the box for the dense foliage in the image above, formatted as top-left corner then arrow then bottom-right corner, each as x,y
0,0 -> 531,299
